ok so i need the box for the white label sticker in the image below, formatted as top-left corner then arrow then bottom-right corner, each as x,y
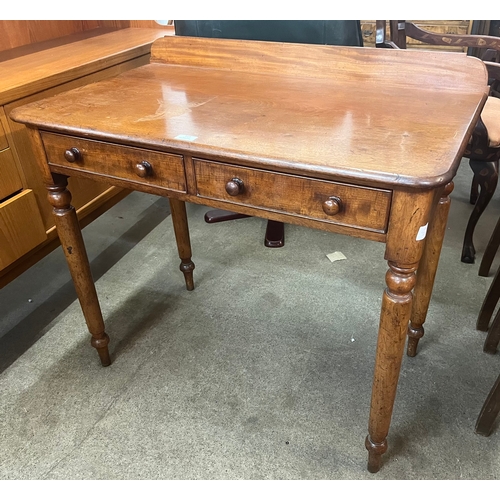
416,223 -> 428,241
174,134 -> 198,141
326,251 -> 347,262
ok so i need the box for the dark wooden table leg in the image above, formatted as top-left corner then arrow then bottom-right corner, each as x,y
408,182 -> 453,357
365,189 -> 435,472
47,174 -> 110,366
169,198 -> 195,291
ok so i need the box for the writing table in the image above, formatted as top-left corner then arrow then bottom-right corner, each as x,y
10,36 -> 489,472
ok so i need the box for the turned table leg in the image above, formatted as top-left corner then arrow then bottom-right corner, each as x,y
366,261 -> 417,472
169,198 -> 195,291
365,189 -> 436,472
408,182 -> 454,357
47,174 -> 110,366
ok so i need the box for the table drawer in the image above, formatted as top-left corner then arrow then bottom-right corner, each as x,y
194,160 -> 391,232
41,132 -> 186,193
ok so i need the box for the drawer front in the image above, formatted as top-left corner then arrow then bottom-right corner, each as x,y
194,160 -> 391,233
41,132 -> 186,193
0,189 -> 47,270
0,147 -> 23,201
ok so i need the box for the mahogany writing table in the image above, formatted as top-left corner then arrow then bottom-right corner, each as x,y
10,36 -> 489,472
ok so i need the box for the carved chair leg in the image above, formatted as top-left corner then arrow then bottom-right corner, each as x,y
479,208 -> 500,278
408,183 -> 453,357
47,174 -> 110,366
169,198 -> 195,291
483,305 -> 500,354
366,261 -> 417,472
470,174 -> 479,205
461,160 -> 498,264
475,373 -> 500,437
476,266 -> 500,332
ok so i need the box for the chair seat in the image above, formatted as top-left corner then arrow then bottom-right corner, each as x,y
482,96 -> 500,148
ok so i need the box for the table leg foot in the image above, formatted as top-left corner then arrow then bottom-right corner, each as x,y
91,334 -> 111,366
407,324 -> 424,357
365,435 -> 387,473
180,260 -> 195,291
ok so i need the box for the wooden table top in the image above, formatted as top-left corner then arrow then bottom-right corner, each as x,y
11,36 -> 489,189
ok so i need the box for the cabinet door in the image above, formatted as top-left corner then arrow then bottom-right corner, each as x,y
0,109 -> 23,201
0,189 -> 46,269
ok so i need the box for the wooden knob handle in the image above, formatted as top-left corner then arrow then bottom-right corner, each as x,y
134,161 -> 152,178
225,177 -> 244,196
322,196 -> 342,216
64,148 -> 81,163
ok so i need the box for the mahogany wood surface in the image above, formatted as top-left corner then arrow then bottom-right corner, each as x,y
10,36 -> 489,473
0,27 -> 172,105
0,27 -> 172,287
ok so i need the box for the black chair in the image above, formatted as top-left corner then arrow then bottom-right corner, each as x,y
174,20 -> 364,247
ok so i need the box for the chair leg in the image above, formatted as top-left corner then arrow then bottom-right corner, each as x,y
477,265 -> 500,331
475,373 -> 500,436
484,305 -> 500,354
204,210 -> 285,248
479,212 -> 500,278
461,160 -> 498,264
264,220 -> 285,248
470,174 -> 479,205
204,209 -> 251,223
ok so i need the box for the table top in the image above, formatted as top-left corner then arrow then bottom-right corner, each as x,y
11,36 -> 489,189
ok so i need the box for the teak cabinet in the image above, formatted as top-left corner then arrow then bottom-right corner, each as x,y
0,26 -> 172,287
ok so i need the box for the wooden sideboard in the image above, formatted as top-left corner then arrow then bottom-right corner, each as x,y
0,26 -> 173,287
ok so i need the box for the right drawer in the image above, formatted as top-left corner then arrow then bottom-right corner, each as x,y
194,159 -> 391,233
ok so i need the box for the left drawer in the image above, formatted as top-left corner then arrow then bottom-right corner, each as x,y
41,132 -> 186,193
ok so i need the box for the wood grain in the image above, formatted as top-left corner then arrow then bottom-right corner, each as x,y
42,132 -> 186,193
0,147 -> 23,201
0,28 -> 171,105
194,159 -> 391,233
150,36 -> 487,92
5,55 -> 151,231
0,189 -> 46,269
9,58 -> 487,189
0,21 -> 100,52
0,114 -> 8,150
